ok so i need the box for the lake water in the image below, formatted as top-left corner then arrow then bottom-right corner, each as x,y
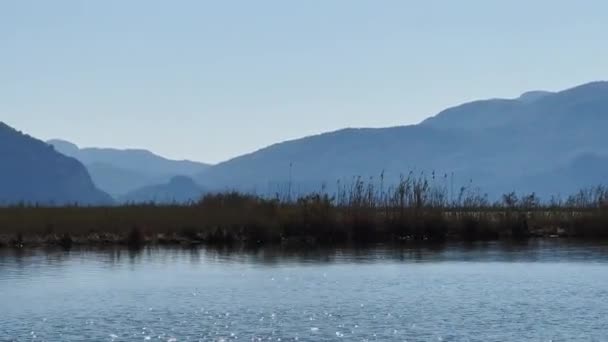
2,240 -> 608,341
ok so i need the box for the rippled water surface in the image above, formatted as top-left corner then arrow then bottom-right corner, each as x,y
2,240 -> 608,341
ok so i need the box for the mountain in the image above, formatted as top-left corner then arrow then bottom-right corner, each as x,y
0,122 -> 113,205
517,91 -> 553,104
120,176 -> 205,204
515,153 -> 608,198
195,81 -> 608,199
48,140 -> 210,197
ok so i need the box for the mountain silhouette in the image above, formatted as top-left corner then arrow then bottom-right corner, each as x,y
0,122 -> 113,205
120,176 -> 205,204
195,81 -> 608,199
48,140 -> 210,197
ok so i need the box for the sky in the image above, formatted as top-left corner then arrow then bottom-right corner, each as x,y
2,0 -> 608,163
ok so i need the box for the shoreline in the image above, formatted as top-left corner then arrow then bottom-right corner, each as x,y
0,228 -> 589,249
3,191 -> 608,249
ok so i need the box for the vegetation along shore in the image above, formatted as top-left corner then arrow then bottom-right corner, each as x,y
2,176 -> 608,249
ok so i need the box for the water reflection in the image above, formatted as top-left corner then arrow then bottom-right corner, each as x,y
2,239 -> 608,271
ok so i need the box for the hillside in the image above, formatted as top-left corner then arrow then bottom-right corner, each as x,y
120,176 -> 205,204
0,122 -> 113,205
48,140 -> 210,197
196,81 -> 608,198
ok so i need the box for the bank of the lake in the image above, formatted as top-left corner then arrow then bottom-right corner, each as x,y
1,204 -> 608,249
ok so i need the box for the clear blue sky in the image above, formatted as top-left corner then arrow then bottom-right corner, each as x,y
2,0 -> 607,163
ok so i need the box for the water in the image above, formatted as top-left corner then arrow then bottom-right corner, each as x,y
2,240 -> 608,341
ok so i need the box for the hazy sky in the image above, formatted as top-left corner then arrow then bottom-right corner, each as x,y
2,0 -> 607,163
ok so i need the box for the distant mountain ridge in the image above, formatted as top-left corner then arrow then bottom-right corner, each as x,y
8,80 -> 608,203
0,122 -> 112,205
120,176 -> 205,204
48,139 -> 210,197
195,81 -> 608,198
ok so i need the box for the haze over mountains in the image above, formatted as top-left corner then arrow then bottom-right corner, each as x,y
120,175 -> 206,204
2,81 -> 608,205
47,139 -> 210,198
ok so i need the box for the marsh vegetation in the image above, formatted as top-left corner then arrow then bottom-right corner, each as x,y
2,175 -> 608,248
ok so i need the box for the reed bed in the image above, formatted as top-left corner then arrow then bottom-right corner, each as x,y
2,175 -> 608,248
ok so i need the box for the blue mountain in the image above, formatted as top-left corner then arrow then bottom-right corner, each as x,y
48,140 -> 210,197
0,122 -> 112,205
195,81 -> 608,199
120,176 -> 205,204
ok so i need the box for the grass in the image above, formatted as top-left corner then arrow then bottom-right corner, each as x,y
2,175 -> 608,248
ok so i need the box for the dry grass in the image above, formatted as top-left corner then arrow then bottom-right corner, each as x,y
2,177 -> 608,248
